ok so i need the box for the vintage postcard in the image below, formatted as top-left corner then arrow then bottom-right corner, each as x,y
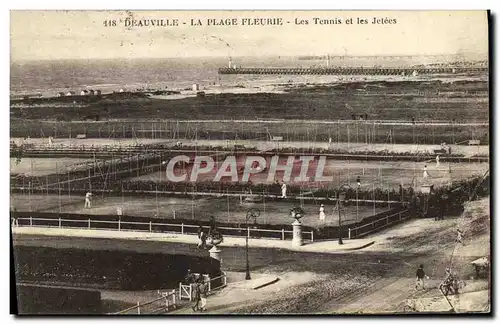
10,10 -> 490,315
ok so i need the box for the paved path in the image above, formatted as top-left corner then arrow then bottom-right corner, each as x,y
12,137 -> 489,158
11,226 -> 374,254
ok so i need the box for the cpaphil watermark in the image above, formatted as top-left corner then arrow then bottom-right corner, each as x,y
164,155 -> 333,183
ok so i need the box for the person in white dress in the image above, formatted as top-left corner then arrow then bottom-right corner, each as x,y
281,182 -> 287,198
436,155 -> 440,168
85,192 -> 92,209
319,204 -> 326,221
423,165 -> 429,179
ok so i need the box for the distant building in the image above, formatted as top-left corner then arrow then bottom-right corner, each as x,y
95,89 -> 102,96
81,90 -> 89,96
88,90 -> 95,95
192,84 -> 200,91
66,91 -> 76,96
57,92 -> 66,97
119,88 -> 125,93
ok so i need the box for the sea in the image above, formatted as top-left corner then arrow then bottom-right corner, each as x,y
10,55 -> 478,97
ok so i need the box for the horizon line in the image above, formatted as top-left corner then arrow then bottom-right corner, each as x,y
11,52 -> 489,64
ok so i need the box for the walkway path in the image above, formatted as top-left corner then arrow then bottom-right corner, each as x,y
12,226 -> 374,254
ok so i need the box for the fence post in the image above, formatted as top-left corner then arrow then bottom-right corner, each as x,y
181,223 -> 184,234
281,228 -> 285,240
118,219 -> 121,231
311,231 -> 314,243
29,217 -> 32,227
172,290 -> 176,307
149,221 -> 152,232
399,212 -> 402,221
59,218 -> 62,229
179,283 -> 182,300
247,227 -> 250,238
386,216 -> 389,225
88,219 -> 91,229
137,301 -> 140,315
348,228 -> 351,239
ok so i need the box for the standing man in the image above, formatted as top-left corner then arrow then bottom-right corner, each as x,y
423,165 -> 429,179
441,268 -> 459,296
198,276 -> 208,312
191,277 -> 201,312
84,191 -> 92,209
356,176 -> 361,189
281,181 -> 287,199
247,180 -> 253,195
319,204 -> 326,222
415,264 -> 428,290
183,269 -> 194,284
198,228 -> 207,249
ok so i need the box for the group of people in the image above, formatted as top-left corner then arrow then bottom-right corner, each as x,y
415,231 -> 466,295
183,269 -> 209,312
416,265 -> 461,295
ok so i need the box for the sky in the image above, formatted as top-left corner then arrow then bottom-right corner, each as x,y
10,10 -> 489,61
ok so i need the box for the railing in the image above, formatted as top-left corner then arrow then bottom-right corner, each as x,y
178,272 -> 227,301
347,209 -> 410,239
110,289 -> 177,315
11,217 -> 315,242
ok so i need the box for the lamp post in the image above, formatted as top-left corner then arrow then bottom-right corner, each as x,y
245,208 -> 260,280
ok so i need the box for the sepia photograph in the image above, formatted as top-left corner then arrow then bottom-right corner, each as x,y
9,10 -> 491,315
